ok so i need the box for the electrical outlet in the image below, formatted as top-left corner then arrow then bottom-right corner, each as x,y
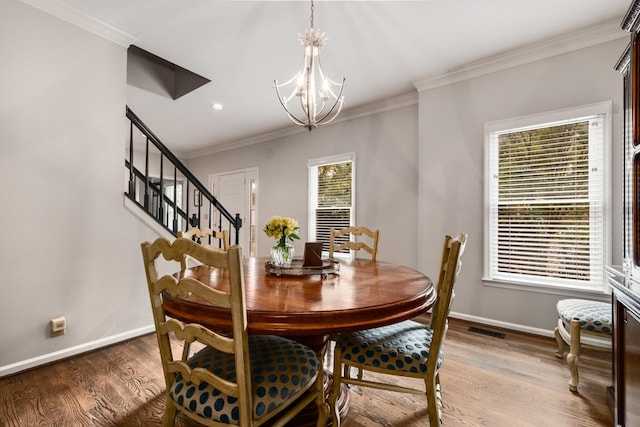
50,316 -> 66,336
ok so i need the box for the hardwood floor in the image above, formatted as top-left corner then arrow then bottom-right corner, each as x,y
0,317 -> 612,426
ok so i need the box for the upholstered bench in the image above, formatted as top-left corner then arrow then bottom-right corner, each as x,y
554,298 -> 612,392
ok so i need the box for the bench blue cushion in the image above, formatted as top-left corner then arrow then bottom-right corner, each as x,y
557,299 -> 612,335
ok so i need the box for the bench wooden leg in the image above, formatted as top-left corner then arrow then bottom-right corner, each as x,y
566,318 -> 581,392
554,326 -> 565,358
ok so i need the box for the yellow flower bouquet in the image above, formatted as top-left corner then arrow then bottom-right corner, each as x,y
264,216 -> 300,246
264,216 -> 300,266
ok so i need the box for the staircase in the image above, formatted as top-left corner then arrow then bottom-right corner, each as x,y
123,106 -> 242,244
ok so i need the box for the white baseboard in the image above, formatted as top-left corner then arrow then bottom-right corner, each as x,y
1,313 -> 555,378
0,325 -> 155,378
450,311 -> 554,338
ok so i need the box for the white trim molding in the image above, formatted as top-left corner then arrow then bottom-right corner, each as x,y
414,19 -> 627,92
20,0 -> 137,47
450,311 -> 553,338
123,196 -> 175,240
0,325 -> 154,377
185,92 -> 418,159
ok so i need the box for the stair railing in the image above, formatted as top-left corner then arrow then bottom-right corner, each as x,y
124,106 -> 242,245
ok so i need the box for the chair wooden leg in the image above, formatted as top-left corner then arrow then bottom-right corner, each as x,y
163,397 -> 177,427
567,318 -> 581,392
435,372 -> 443,425
315,367 -> 329,427
329,347 -> 343,427
426,371 -> 441,427
343,363 -> 351,379
554,326 -> 565,358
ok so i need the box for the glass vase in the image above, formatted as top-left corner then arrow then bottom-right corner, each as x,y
271,243 -> 294,267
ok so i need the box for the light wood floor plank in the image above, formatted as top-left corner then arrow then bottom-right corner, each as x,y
0,318 -> 612,426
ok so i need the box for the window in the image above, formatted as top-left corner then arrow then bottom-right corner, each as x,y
308,153 -> 355,255
484,102 -> 611,292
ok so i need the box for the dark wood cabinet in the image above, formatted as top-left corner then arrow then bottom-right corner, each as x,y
611,1 -> 640,425
621,303 -> 640,426
608,272 -> 640,426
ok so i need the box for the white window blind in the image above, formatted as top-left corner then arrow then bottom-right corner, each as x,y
308,153 -> 355,254
485,102 -> 611,291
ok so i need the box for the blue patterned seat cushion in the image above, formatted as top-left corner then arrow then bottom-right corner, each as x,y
168,334 -> 319,425
556,299 -> 612,335
335,320 -> 444,373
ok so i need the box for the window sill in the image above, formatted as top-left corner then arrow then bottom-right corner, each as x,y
481,277 -> 610,300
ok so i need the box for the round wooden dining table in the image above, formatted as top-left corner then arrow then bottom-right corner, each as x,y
163,256 -> 435,426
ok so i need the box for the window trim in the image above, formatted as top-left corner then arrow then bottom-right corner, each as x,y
483,101 -> 612,293
308,152 -> 356,258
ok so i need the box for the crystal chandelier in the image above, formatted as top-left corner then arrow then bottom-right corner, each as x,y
274,0 -> 345,131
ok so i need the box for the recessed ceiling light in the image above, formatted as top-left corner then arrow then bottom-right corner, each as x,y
211,103 -> 223,111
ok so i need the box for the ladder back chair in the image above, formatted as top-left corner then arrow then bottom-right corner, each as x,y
141,237 -> 328,427
328,233 -> 467,427
177,227 -> 229,270
329,226 -> 380,261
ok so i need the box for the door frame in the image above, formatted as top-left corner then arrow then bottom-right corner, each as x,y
209,167 -> 258,256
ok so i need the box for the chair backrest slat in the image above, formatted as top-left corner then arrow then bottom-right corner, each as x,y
177,227 -> 230,269
329,226 -> 380,261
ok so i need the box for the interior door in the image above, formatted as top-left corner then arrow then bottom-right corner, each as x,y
211,169 -> 257,256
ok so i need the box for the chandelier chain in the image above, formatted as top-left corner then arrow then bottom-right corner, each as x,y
310,0 -> 314,28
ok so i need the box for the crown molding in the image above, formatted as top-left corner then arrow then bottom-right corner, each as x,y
185,92 -> 418,158
20,0 -> 136,47
621,0 -> 640,32
413,19 -> 628,93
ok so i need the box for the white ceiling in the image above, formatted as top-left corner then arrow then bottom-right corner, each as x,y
29,0 -> 631,156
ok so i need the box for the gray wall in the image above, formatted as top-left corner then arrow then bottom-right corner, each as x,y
0,1 -> 158,374
417,38 -> 627,333
186,104 -> 420,268
188,39 -> 628,336
0,0 -> 627,375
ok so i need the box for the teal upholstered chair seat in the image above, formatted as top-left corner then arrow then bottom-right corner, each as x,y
336,320 -> 445,374
169,334 -> 319,424
554,298 -> 612,392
